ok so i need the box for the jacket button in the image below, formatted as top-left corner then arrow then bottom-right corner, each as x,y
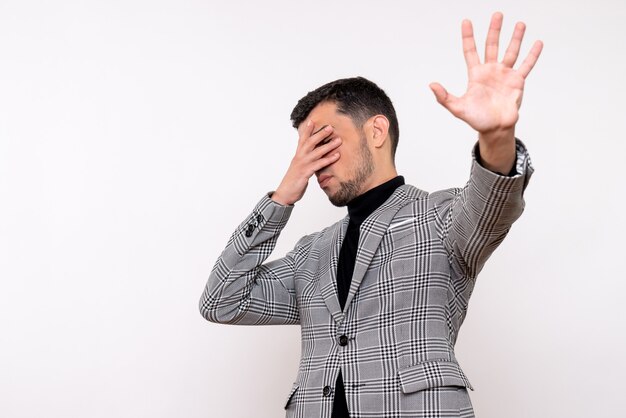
338,335 -> 348,346
256,214 -> 264,223
245,229 -> 253,237
322,386 -> 332,397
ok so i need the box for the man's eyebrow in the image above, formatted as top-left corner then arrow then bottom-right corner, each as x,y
312,125 -> 330,135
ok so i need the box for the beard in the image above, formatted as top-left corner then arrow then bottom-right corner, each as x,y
328,135 -> 374,207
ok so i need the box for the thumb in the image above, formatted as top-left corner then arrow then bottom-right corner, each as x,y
429,82 -> 462,118
429,82 -> 449,105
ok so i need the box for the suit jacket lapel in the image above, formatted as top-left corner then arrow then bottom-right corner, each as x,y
317,216 -> 348,324
343,185 -> 417,311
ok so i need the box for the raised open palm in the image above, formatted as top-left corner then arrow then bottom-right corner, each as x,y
430,12 -> 543,135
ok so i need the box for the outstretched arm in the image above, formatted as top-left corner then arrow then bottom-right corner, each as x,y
430,12 -> 543,174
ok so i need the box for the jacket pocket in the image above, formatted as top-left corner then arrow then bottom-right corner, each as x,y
284,383 -> 299,409
397,359 -> 473,394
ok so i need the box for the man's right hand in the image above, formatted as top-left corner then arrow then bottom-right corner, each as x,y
271,121 -> 342,206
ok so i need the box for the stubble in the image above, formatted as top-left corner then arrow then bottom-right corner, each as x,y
328,135 -> 374,207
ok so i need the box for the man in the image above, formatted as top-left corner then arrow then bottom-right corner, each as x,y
200,12 -> 542,418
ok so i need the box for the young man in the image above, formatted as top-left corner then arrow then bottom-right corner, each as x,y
200,12 -> 542,418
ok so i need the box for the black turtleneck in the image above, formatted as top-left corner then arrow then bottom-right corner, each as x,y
336,175 -> 405,310
331,175 -> 405,418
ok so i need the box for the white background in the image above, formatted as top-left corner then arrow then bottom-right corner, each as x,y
1,1 -> 625,417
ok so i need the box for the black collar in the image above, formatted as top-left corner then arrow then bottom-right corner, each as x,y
347,176 -> 405,226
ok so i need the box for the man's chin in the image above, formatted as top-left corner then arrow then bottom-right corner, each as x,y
326,190 -> 351,207
324,180 -> 362,207
328,196 -> 347,207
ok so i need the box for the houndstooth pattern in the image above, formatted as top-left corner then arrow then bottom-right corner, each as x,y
200,140 -> 533,417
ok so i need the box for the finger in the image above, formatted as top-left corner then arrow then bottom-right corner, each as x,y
517,40 -> 544,79
313,130 -> 336,151
306,124 -> 334,149
311,152 -> 340,172
297,119 -> 315,143
461,19 -> 480,69
312,137 -> 342,159
429,83 -> 462,117
502,21 -> 526,68
485,12 -> 503,63
312,124 -> 330,139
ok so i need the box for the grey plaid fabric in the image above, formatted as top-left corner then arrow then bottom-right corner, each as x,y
200,141 -> 533,418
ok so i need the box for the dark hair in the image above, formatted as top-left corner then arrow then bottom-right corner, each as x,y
290,76 -> 400,159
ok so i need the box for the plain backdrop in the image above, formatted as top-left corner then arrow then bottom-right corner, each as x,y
1,1 -> 625,417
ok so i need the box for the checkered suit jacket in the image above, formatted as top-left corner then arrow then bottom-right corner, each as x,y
200,141 -> 533,418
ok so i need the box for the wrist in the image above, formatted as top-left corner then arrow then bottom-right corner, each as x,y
477,129 -> 516,174
271,189 -> 296,206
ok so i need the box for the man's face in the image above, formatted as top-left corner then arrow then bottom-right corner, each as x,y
303,102 -> 374,207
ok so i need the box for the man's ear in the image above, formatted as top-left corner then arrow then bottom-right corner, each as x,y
369,115 -> 390,149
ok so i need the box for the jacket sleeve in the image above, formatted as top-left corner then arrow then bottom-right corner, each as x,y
199,194 -> 310,325
433,139 -> 534,280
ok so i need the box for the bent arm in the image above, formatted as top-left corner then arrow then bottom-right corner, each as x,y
199,194 -> 307,325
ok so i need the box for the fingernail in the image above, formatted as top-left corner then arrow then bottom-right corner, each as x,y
306,120 -> 311,127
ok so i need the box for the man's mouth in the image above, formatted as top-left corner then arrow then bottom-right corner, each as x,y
317,173 -> 332,188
